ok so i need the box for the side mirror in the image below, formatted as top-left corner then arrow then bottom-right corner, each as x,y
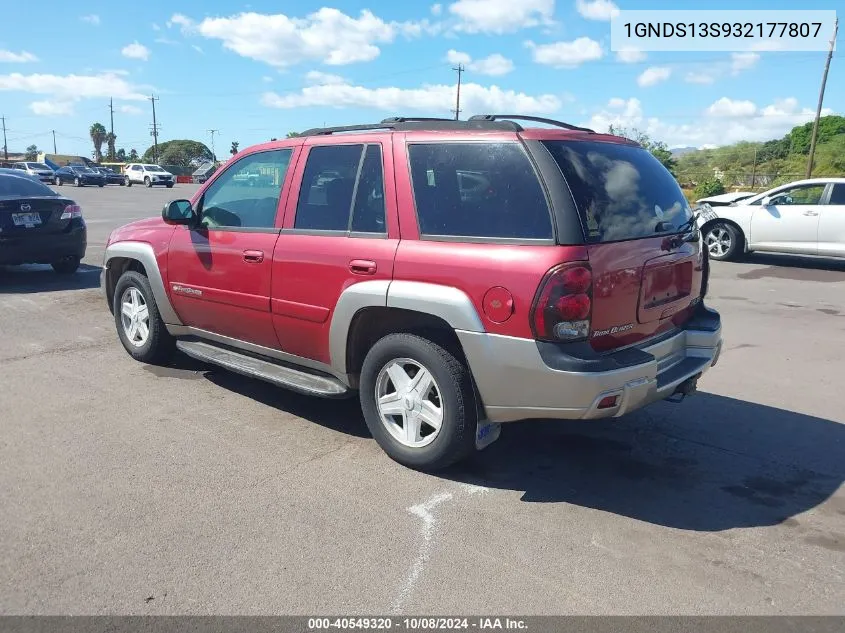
760,196 -> 772,207
162,199 -> 196,225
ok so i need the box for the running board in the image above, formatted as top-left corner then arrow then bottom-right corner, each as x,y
176,339 -> 350,398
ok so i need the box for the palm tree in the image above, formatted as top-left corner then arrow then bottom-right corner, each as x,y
90,123 -> 107,162
230,141 -> 239,156
106,132 -> 117,161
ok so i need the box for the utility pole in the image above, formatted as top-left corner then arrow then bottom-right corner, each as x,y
1,115 -> 7,160
108,98 -> 115,159
452,63 -> 464,120
806,17 -> 838,178
750,146 -> 757,189
207,129 -> 219,162
149,95 -> 160,163
52,130 -> 57,154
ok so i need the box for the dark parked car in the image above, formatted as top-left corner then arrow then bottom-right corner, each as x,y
93,166 -> 126,185
0,172 -> 86,273
0,167 -> 41,181
54,165 -> 105,187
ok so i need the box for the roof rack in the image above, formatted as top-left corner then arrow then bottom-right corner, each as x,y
468,114 -> 595,133
299,117 -> 522,136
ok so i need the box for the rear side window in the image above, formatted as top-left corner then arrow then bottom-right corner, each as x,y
829,184 -> 845,205
0,174 -> 57,198
407,143 -> 552,240
294,144 -> 385,234
542,140 -> 693,243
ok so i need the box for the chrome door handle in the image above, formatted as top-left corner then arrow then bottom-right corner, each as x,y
803,210 -> 819,216
243,250 -> 265,263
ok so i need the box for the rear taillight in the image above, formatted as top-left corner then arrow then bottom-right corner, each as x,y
60,204 -> 82,220
531,263 -> 593,342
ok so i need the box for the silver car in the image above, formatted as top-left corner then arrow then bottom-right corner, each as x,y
12,161 -> 55,183
698,178 -> 845,260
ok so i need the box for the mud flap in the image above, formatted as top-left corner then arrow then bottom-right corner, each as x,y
475,420 -> 501,450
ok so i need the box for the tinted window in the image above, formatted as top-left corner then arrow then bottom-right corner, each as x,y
408,143 -> 552,240
0,174 -> 57,198
543,140 -> 692,243
350,145 -> 386,233
828,184 -> 845,205
295,144 -> 362,231
199,149 -> 292,229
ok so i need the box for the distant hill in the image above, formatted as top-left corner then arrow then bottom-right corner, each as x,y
670,146 -> 698,158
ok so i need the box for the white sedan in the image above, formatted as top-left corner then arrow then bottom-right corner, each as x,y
697,178 -> 845,260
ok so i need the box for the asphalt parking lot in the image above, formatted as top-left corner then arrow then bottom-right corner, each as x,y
1,183 -> 844,615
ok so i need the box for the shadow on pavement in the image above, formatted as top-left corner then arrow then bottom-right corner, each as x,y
0,264 -> 102,294
440,393 -> 845,532
720,253 -> 845,281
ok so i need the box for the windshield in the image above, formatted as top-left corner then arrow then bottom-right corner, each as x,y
145,165 -> 167,172
543,140 -> 693,243
26,163 -> 50,169
0,174 -> 58,198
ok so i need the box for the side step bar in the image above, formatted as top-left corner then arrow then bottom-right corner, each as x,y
176,339 -> 351,398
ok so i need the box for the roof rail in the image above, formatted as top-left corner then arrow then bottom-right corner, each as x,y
468,114 -> 595,133
299,118 -> 522,136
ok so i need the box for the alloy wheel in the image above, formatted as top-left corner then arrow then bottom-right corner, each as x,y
120,287 -> 150,348
705,227 -> 731,258
375,358 -> 444,448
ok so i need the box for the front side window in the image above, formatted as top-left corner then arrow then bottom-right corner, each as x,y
407,143 -> 552,240
828,184 -> 845,206
769,184 -> 826,206
543,140 -> 692,243
294,144 -> 386,233
199,149 -> 292,229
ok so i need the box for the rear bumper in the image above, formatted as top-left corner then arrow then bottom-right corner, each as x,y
0,224 -> 86,265
458,304 -> 722,423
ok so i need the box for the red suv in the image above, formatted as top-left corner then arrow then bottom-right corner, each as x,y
102,115 -> 722,470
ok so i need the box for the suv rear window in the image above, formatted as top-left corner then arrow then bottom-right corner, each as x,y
542,140 -> 692,243
408,143 -> 553,240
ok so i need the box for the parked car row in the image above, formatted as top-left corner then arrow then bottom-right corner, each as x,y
6,161 -> 176,188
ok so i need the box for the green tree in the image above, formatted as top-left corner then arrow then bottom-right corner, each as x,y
693,178 -> 725,200
786,115 -> 845,154
105,132 -> 117,161
116,148 -> 127,162
25,144 -> 38,161
129,148 -> 139,161
230,141 -> 239,156
286,131 -> 301,138
141,139 -> 213,167
90,122 -> 107,162
608,125 -> 676,175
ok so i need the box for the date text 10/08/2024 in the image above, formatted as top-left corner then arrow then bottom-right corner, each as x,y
307,617 -> 528,630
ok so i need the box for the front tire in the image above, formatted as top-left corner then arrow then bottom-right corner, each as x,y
166,183 -> 174,189
54,176 -> 62,186
113,270 -> 175,364
144,177 -> 152,188
51,256 -> 80,274
98,183 -> 104,188
74,177 -> 82,187
359,333 -> 477,471
125,177 -> 132,187
704,221 -> 743,261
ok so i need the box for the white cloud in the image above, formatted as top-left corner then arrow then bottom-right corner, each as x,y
81,14 -> 100,25
29,100 -> 74,116
449,0 -> 555,34
0,50 -> 38,63
121,42 -> 150,61
155,37 -> 178,45
262,75 -> 274,83
616,47 -> 646,63
119,104 -> 143,115
167,13 -> 194,30
262,78 -> 562,114
637,66 -> 671,87
0,72 -> 148,101
684,72 -> 716,85
582,96 -> 831,147
731,52 -> 760,74
446,50 -> 513,75
191,45 -> 204,54
576,0 -> 619,21
707,97 -> 757,118
431,3 -> 443,15
305,70 -> 347,85
527,37 -> 603,68
152,23 -> 161,31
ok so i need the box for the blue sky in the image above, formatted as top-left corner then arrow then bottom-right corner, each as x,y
1,0 -> 841,158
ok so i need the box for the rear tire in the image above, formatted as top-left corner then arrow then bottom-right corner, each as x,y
166,183 -> 174,189
704,221 -> 743,261
113,270 -> 175,364
98,183 -> 104,188
74,177 -> 82,187
51,256 -> 80,274
54,176 -> 62,186
359,333 -> 477,471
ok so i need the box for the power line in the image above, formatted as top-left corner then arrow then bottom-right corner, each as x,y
452,63 -> 464,120
806,17 -> 838,178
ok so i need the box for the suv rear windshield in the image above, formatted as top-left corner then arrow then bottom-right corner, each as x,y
542,140 -> 692,243
408,142 -> 553,241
